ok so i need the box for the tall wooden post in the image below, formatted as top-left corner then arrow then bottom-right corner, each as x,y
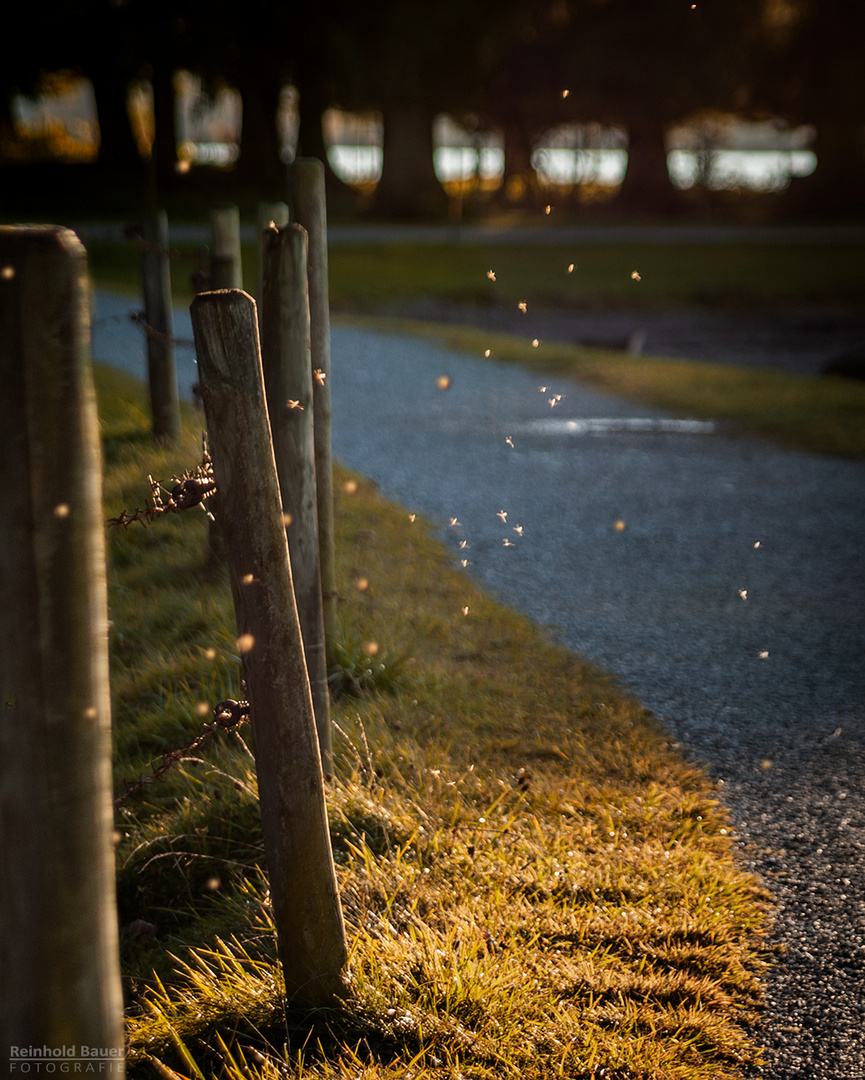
0,226 -> 124,1063
288,159 -> 337,665
209,204 -> 243,290
142,208 -> 181,443
256,200 -> 289,306
206,205 -> 243,563
190,289 -> 347,1009
260,223 -> 332,772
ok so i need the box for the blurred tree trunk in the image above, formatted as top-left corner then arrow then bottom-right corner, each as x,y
294,82 -> 357,208
0,94 -> 18,159
89,66 -> 143,176
757,0 -> 865,215
793,118 -> 865,214
297,84 -> 330,163
371,103 -> 445,218
499,123 -> 537,205
235,66 -> 285,195
616,114 -> 680,213
152,63 -> 178,193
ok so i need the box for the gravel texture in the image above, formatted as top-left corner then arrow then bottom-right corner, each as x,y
92,294 -> 865,1077
326,323 -> 865,1079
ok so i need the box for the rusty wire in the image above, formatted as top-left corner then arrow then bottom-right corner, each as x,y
108,433 -> 216,528
113,697 -> 251,810
85,222 -> 210,346
77,222 -> 208,264
129,310 -> 197,349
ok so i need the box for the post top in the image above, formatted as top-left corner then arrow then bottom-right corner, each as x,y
0,224 -> 85,258
191,287 -> 257,307
261,221 -> 308,247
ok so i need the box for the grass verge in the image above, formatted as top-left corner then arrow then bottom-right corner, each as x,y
100,366 -> 771,1079
84,237 -> 865,311
328,240 -> 865,311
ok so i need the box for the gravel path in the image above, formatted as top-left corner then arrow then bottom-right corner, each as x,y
326,325 -> 865,1079
92,295 -> 865,1077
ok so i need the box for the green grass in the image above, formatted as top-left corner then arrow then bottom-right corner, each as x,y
86,235 -> 865,458
327,241 -> 865,312
85,236 -> 865,311
100,367 -> 772,1079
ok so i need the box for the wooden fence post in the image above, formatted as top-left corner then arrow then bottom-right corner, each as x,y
190,289 -> 347,1009
288,159 -> 337,665
142,208 -> 181,443
206,206 -> 243,563
256,200 -> 289,306
0,226 -> 125,1063
260,223 -> 332,773
209,204 -> 243,290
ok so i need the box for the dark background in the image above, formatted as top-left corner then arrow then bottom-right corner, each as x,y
1,0 -> 863,222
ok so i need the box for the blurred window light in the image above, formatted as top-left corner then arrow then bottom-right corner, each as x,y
327,145 -> 383,185
178,141 -> 239,167
668,149 -> 816,191
9,73 -> 99,162
324,108 -> 383,184
533,147 -> 628,187
433,114 -> 503,184
312,109 -> 821,194
433,146 -> 504,183
175,70 -> 241,170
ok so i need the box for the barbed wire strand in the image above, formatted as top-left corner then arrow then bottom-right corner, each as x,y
114,698 -> 251,810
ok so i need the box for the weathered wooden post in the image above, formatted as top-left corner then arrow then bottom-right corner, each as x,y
141,208 -> 181,443
0,226 -> 125,1063
256,200 -> 289,306
260,223 -> 332,772
190,289 -> 347,1009
209,204 -> 243,290
288,159 -> 337,665
206,205 -> 243,564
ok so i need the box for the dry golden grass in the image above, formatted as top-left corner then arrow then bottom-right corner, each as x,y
99,368 -> 771,1080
